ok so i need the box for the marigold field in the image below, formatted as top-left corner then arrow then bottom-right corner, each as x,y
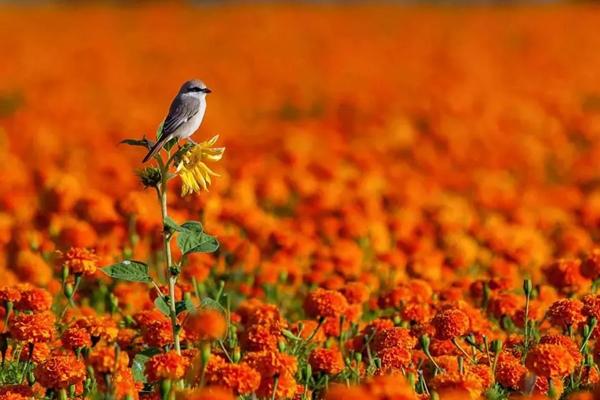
1,3 -> 600,400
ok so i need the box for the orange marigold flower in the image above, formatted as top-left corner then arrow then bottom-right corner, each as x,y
145,351 -> 190,383
111,367 -> 141,400
309,348 -> 345,375
544,258 -> 588,293
61,327 -> 92,350
0,385 -> 35,398
14,287 -> 52,312
244,350 -> 297,378
525,343 -> 577,378
89,345 -> 130,374
487,292 -> 523,319
371,327 -> 417,353
539,334 -> 582,365
547,298 -> 586,330
176,387 -> 234,400
184,309 -> 227,342
432,308 -> 470,340
304,288 -> 348,320
256,371 -> 298,399
376,347 -> 412,372
9,311 -> 55,343
495,352 -> 527,390
15,250 -> 52,287
581,249 -> 600,280
362,318 -> 395,336
0,286 -> 20,303
339,282 -> 370,305
401,302 -> 433,324
582,294 -> 600,319
143,320 -> 175,348
430,371 -> 485,398
34,355 -> 86,389
205,361 -> 261,395
60,247 -> 98,276
18,342 -> 50,363
240,324 -> 279,351
325,385 -> 369,400
72,315 -> 119,342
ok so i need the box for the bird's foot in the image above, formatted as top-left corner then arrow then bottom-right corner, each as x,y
187,138 -> 198,145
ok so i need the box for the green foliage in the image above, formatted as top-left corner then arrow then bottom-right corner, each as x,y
176,221 -> 219,255
101,260 -> 151,283
154,296 -> 195,316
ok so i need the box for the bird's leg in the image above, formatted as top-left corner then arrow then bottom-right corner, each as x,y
187,138 -> 198,145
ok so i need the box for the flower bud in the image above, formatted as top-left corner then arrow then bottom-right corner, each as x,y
278,340 -> 286,353
491,339 -> 503,354
233,347 -> 241,363
64,283 -> 74,299
420,335 -> 431,353
523,279 -> 533,296
137,167 -> 162,188
201,343 -> 211,366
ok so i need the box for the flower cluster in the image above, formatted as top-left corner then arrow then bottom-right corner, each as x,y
2,3 -> 600,400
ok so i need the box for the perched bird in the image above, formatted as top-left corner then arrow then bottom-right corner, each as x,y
143,80 -> 211,162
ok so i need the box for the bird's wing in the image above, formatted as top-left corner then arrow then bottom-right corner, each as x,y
161,96 -> 200,137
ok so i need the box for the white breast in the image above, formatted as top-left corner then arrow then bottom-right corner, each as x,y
176,96 -> 206,139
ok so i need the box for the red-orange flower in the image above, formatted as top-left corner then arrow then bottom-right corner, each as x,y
9,311 -> 55,343
184,309 -> 227,342
60,247 -> 98,276
432,308 -> 470,340
547,298 -> 586,330
304,288 -> 348,320
14,287 -> 52,312
309,348 -> 345,375
61,326 -> 92,350
145,351 -> 190,383
34,355 -> 86,389
581,249 -> 600,280
525,343 -> 577,378
205,360 -> 261,395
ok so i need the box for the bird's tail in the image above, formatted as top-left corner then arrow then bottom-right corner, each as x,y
143,134 -> 172,162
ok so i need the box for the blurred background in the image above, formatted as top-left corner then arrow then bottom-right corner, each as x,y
1,0 -> 600,222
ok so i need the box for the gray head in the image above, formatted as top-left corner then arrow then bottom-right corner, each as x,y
179,79 -> 211,95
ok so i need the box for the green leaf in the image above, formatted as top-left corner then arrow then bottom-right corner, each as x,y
154,297 -> 170,316
176,222 -> 218,255
101,260 -> 151,283
120,138 -> 152,149
181,221 -> 203,233
132,353 -> 150,383
184,297 -> 196,313
175,299 -> 194,315
282,329 -> 303,341
200,297 -> 227,314
164,216 -> 182,232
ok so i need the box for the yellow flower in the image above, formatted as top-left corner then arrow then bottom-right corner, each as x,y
176,135 -> 225,195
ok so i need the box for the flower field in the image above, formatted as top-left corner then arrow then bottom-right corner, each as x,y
2,3 -> 600,399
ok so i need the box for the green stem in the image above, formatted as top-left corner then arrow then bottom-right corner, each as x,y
158,174 -> 180,356
452,338 -> 476,364
60,275 -> 82,320
271,375 -> 280,400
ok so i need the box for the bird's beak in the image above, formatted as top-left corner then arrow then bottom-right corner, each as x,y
203,88 -> 212,94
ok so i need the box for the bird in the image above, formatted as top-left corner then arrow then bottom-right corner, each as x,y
143,79 -> 211,162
